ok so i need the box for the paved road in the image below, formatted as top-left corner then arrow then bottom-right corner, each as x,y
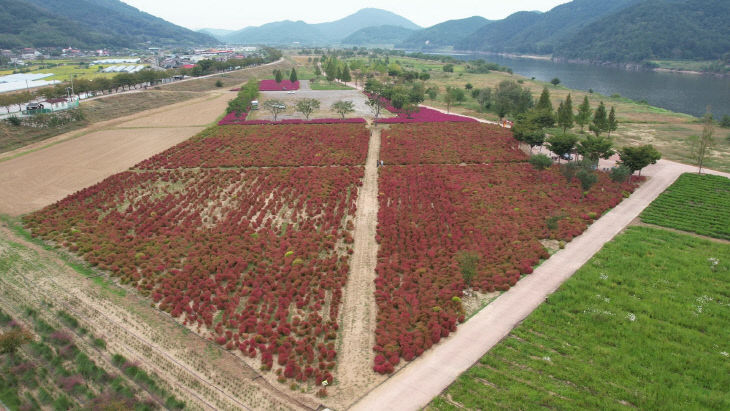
350,160 -> 730,410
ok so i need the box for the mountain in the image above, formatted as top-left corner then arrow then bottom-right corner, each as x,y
13,0 -> 215,48
554,0 -> 730,62
0,0 -> 116,49
456,0 -> 639,54
397,16 -> 490,50
198,28 -> 235,40
342,25 -> 416,46
314,8 -> 420,41
225,21 -> 326,45
223,8 -> 420,45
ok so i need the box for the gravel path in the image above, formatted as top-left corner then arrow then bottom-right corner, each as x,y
333,126 -> 384,407
350,159 -> 730,411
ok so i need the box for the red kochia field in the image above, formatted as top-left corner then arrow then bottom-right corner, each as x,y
372,123 -> 638,373
24,123 -> 369,387
138,124 -> 369,168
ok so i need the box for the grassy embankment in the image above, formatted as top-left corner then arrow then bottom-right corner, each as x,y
330,55 -> 729,172
428,172 -> 730,410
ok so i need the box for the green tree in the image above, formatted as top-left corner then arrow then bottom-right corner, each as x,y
494,80 -> 533,120
577,134 -> 615,165
442,64 -> 454,72
546,133 -> 578,163
529,154 -> 553,170
262,99 -> 286,121
314,64 -> 322,77
457,251 -> 480,287
289,67 -> 298,82
341,64 -> 352,83
536,87 -> 553,112
295,98 -> 320,120
513,121 -> 545,152
688,108 -> 715,174
331,100 -> 355,119
576,169 -> 598,193
618,144 -> 661,179
557,94 -> 574,134
274,69 -> 283,83
444,86 -> 466,113
365,79 -> 385,120
576,96 -> 592,132
325,58 -> 337,82
0,327 -> 33,354
607,106 -> 618,137
589,101 -> 608,137
551,77 -> 561,86
426,86 -> 439,100
476,88 -> 492,110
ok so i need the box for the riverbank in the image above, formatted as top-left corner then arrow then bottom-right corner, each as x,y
351,55 -> 729,173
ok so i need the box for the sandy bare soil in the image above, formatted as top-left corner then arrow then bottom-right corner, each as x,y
0,92 -> 236,216
349,160 -> 730,411
331,126 -> 386,408
0,126 -> 204,215
119,92 -> 232,128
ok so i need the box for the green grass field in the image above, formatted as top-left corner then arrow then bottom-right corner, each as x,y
308,79 -> 354,90
641,173 -> 730,240
429,226 -> 730,410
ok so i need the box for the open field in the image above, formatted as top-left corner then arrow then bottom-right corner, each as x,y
0,91 -> 237,216
428,226 -> 730,410
158,60 -> 292,93
641,173 -> 730,240
0,90 -> 200,154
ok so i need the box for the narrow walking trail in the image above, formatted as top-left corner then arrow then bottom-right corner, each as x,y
350,159 -> 723,411
334,125 -> 382,406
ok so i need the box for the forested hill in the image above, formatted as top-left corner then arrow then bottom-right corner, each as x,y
397,16 -> 490,50
455,0 -> 639,55
553,0 -> 730,62
0,0 -> 215,49
342,26 -> 416,46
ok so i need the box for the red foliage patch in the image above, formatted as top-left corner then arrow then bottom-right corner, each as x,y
259,80 -> 300,91
137,124 -> 369,168
373,163 -> 637,372
381,123 -> 525,165
24,166 -> 363,385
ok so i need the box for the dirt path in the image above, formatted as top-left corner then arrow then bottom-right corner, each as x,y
349,160 -> 730,411
0,91 -> 232,216
332,126 -> 384,407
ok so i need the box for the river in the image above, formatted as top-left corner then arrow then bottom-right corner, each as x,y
448,53 -> 730,118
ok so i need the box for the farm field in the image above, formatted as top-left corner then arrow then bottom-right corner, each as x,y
373,145 -> 638,371
139,123 -> 369,168
0,304 -> 185,411
22,122 -> 369,395
641,173 -> 730,240
428,226 -> 730,410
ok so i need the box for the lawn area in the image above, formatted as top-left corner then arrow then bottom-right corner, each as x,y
429,226 -> 730,410
309,79 -> 354,90
641,173 -> 730,240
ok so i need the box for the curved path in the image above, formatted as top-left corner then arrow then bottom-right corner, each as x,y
350,159 -> 730,411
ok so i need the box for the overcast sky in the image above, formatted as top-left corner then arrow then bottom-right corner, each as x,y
121,0 -> 571,31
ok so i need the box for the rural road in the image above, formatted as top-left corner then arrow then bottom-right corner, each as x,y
350,159 -> 730,411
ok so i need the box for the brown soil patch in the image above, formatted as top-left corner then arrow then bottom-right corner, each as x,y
0,127 -> 204,215
119,92 -> 231,128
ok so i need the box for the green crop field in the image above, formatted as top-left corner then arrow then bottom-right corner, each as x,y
429,226 -> 730,410
641,173 -> 730,240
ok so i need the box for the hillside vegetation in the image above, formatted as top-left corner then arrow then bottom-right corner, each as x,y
0,0 -> 215,48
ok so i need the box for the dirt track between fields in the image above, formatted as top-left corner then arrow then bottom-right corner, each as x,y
0,91 -> 232,216
332,125 -> 385,407
349,160 -> 730,411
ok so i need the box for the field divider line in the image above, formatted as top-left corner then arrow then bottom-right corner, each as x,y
349,160 -> 690,410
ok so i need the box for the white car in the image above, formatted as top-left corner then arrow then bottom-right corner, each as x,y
287,90 -> 296,94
